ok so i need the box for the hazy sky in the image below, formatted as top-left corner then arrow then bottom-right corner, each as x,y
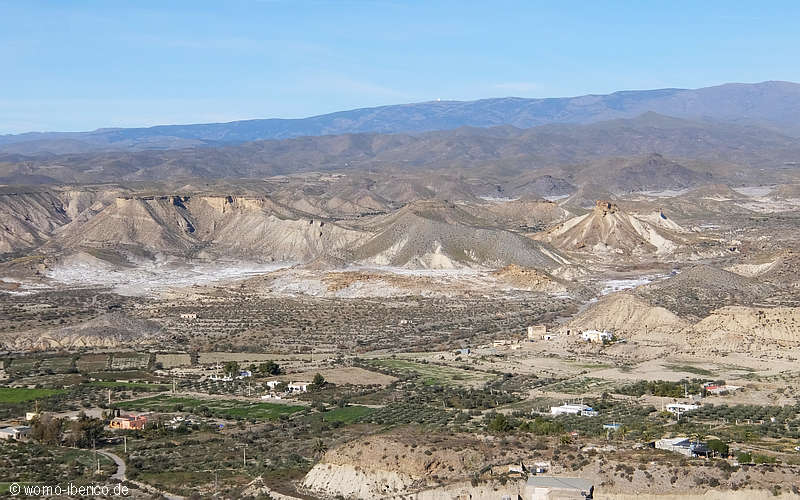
2,0 -> 799,133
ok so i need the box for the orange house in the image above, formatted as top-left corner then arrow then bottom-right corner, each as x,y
109,415 -> 147,430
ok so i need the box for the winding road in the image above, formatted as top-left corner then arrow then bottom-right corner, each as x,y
98,450 -> 184,500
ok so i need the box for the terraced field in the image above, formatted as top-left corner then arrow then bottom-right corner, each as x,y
369,358 -> 494,387
0,387 -> 66,403
116,395 -> 305,420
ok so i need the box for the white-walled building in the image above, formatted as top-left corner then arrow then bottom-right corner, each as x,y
551,403 -> 599,417
0,426 -> 30,441
581,330 -> 613,343
666,403 -> 699,415
288,382 -> 310,393
655,437 -> 708,457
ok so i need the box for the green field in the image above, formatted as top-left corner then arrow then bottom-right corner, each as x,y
87,381 -> 169,391
542,377 -> 618,395
665,363 -> 714,376
322,405 -> 374,423
370,359 -> 494,387
116,395 -> 305,420
0,387 -> 66,403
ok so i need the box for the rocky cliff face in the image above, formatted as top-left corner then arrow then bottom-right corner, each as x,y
300,434 -> 512,499
536,199 -> 701,262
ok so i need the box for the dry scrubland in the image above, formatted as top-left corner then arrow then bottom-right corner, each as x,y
1,178 -> 800,498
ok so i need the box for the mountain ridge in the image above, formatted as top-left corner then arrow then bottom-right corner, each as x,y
3,81 -> 800,154
2,113 -> 798,186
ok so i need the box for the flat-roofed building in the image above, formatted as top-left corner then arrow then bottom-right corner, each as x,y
551,403 -> 598,417
0,426 -> 31,441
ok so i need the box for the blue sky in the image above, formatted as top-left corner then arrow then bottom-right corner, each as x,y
2,0 -> 799,133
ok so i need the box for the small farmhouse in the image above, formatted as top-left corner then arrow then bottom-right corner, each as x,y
580,330 -> 613,343
551,403 -> 598,417
527,325 -> 547,340
109,414 -> 147,430
655,437 -> 708,457
666,403 -> 699,415
288,382 -> 310,393
0,426 -> 31,441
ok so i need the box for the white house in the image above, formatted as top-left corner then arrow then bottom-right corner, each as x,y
581,330 -> 613,343
265,380 -> 282,390
0,426 -> 31,441
288,382 -> 310,393
533,462 -> 551,474
551,403 -> 598,417
655,437 -> 708,457
180,313 -> 197,320
666,403 -> 699,415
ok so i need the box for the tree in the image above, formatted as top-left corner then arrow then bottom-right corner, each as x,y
223,361 -> 240,377
707,439 -> 729,457
311,373 -> 326,390
31,415 -> 62,445
259,361 -> 282,376
487,413 -> 513,433
67,413 -> 105,448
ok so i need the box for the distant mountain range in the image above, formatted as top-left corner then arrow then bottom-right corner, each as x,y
1,112 -> 798,186
2,81 -> 800,154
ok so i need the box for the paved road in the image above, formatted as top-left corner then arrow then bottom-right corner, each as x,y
99,450 -> 185,500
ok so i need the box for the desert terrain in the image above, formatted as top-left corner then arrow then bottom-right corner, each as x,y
2,165 -> 800,499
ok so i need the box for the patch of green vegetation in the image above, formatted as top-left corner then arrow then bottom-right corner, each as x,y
322,405 -> 374,423
542,377 -> 616,395
116,395 -> 304,421
567,360 -> 613,370
617,379 -> 704,398
360,401 -> 455,427
87,381 -> 169,391
0,387 -> 66,403
664,364 -> 714,376
221,403 -> 304,420
369,359 -> 493,387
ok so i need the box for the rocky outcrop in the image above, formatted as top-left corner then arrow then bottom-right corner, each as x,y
565,292 -> 689,344
301,434 -> 509,499
537,200 -> 689,260
686,306 -> 800,352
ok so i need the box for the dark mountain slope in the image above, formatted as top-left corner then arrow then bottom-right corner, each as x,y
2,81 -> 800,154
2,114 -> 798,187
